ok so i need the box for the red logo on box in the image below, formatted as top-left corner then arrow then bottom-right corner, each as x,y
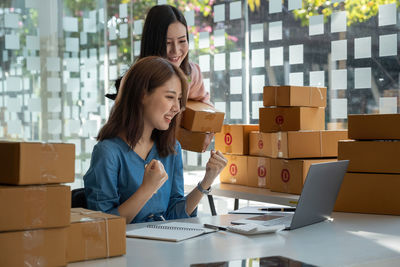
275,115 -> 284,125
258,166 -> 266,177
281,169 -> 290,183
258,140 -> 263,149
277,140 -> 281,150
229,164 -> 238,176
224,133 -> 232,145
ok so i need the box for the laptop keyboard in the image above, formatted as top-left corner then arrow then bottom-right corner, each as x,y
262,214 -> 293,227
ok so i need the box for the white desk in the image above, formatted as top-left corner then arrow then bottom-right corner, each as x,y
69,212 -> 400,267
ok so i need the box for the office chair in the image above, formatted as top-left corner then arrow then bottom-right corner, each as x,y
71,188 -> 87,208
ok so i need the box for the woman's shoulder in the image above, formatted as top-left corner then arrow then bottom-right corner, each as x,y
94,137 -> 130,156
189,61 -> 200,73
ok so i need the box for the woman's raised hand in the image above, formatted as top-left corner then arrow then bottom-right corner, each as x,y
141,159 -> 168,195
203,150 -> 227,187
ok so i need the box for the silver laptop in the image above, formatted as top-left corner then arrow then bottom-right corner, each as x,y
232,160 -> 349,230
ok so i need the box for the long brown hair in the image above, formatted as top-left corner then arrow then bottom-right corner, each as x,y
98,56 -> 188,157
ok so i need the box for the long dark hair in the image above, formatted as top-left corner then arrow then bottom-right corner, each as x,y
98,56 -> 188,157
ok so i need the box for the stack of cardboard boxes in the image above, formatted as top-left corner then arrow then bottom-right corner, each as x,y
335,114 -> 400,215
177,100 -> 225,152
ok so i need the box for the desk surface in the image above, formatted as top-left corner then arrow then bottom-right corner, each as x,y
69,212 -> 400,267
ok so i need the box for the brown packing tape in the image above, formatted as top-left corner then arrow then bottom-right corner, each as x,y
24,186 -> 46,228
40,143 -> 60,182
277,132 -> 283,158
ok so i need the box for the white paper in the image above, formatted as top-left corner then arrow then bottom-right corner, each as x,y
230,76 -> 242,94
119,3 -> 128,18
5,34 -> 20,50
230,1 -> 241,20
309,15 -> 324,36
269,0 -> 282,14
252,75 -> 265,94
109,65 -> 118,80
379,3 -> 396,26
354,67 -> 371,89
46,57 -> 60,72
331,11 -> 346,33
199,55 -> 210,72
269,21 -> 282,41
214,29 -> 225,47
5,14 -> 19,28
7,120 -> 22,135
252,101 -> 263,119
270,47 -> 283,66
48,119 -> 62,134
214,53 -> 226,71
251,49 -> 265,68
6,97 -> 21,112
230,101 -> 242,119
47,77 -> 61,92
63,17 -> 78,32
109,26 -> 117,41
354,37 -> 371,59
379,97 -> 397,114
66,37 -> 79,52
199,32 -> 210,49
120,23 -> 128,39
251,24 -> 263,43
185,10 -> 194,26
134,20 -> 143,35
65,58 -> 80,72
309,71 -> 325,87
379,34 -> 397,57
289,72 -> 304,86
230,51 -> 242,70
47,98 -> 61,113
27,57 -> 40,71
6,77 -> 22,91
330,98 -> 347,119
109,45 -> 117,60
83,18 -> 96,33
28,98 -> 41,112
331,69 -> 347,90
214,4 -> 225,22
26,35 -> 39,50
288,0 -> 302,10
331,40 -> 347,61
289,44 -> 303,64
67,78 -> 80,92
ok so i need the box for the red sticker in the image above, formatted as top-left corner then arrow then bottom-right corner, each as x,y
258,166 -> 266,177
277,140 -> 281,150
229,164 -> 238,176
224,133 -> 232,145
258,140 -> 263,149
281,169 -> 290,183
275,115 -> 284,125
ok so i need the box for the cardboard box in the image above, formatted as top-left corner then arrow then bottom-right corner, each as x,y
334,172 -> 400,215
67,208 -> 126,263
247,156 -> 270,188
176,127 -> 213,153
215,125 -> 259,155
263,86 -> 327,107
250,130 -> 347,158
0,142 -> 75,185
0,227 -> 67,267
181,100 -> 225,132
338,140 -> 400,173
219,155 -> 248,185
270,158 -> 336,194
0,184 -> 70,231
259,107 -> 325,133
348,114 -> 400,140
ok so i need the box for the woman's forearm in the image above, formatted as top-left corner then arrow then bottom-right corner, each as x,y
185,179 -> 212,215
118,185 -> 153,224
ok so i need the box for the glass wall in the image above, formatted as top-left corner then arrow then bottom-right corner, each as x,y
0,0 -> 399,188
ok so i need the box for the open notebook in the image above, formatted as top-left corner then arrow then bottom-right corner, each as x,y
126,222 -> 217,242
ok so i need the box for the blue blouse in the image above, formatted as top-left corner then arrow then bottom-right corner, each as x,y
83,137 -> 196,223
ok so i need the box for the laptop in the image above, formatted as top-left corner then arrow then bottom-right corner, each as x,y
231,160 -> 349,230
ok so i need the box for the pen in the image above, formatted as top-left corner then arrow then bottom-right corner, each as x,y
258,208 -> 296,212
203,223 -> 228,231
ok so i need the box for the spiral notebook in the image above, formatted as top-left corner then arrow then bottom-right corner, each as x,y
126,222 -> 217,242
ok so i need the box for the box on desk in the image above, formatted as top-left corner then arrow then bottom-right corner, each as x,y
334,172 -> 400,215
176,127 -> 213,153
0,184 -> 70,231
247,156 -> 270,188
0,227 -> 67,267
215,124 -> 259,155
338,140 -> 400,173
250,130 -> 347,158
270,158 -> 336,194
219,154 -> 248,185
67,208 -> 126,263
263,86 -> 327,108
259,107 -> 325,133
0,142 -> 75,185
181,100 -> 225,132
348,114 -> 400,140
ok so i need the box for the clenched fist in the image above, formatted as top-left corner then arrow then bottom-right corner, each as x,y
141,159 -> 168,195
202,150 -> 227,187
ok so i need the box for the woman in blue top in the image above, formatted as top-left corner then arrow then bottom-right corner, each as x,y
84,56 -> 227,224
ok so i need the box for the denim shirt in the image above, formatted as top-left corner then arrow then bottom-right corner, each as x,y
84,137 -> 196,223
